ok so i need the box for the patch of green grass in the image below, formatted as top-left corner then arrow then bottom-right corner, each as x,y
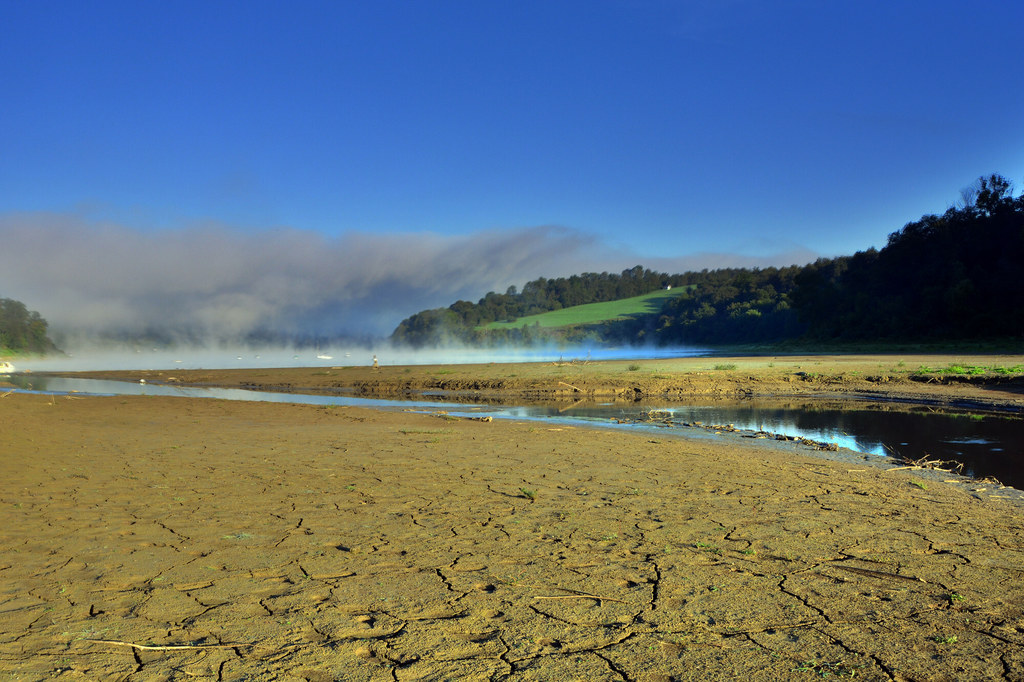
482,287 -> 693,330
695,541 -> 722,554
915,363 -> 1024,377
627,364 -> 642,371
222,532 -> 254,540
713,363 -> 737,371
911,480 -> 928,490
519,488 -> 536,501
947,364 -> 986,375
932,634 -> 958,644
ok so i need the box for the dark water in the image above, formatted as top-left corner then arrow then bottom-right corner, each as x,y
8,375 -> 1023,489
544,400 -> 1023,487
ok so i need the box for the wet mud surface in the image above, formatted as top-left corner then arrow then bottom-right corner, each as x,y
2,382 -> 1024,680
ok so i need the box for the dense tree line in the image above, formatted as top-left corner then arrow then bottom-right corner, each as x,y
0,298 -> 57,354
793,174 -> 1024,340
391,175 -> 1024,348
651,266 -> 805,344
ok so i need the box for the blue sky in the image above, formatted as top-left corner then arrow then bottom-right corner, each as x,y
2,1 -> 1023,339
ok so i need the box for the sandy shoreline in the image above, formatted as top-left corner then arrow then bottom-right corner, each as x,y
3,356 -> 1024,680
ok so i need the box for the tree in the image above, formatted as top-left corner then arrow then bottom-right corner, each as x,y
0,298 -> 58,354
974,174 -> 1014,216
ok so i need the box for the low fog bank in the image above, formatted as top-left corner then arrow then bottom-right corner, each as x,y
14,342 -> 708,373
1,211 -> 816,347
1,213 -> 597,341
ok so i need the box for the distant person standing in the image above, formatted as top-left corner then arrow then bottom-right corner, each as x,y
372,355 -> 379,370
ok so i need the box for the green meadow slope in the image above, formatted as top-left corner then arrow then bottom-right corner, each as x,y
482,287 -> 690,330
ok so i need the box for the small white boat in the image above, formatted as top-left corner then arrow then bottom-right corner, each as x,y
0,361 -> 14,374
316,354 -> 333,360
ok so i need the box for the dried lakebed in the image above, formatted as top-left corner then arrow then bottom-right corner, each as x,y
3,356 -> 1023,680
1,395 -> 1022,681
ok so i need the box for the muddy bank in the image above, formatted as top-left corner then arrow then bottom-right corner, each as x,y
68,354 -> 1024,413
2,386 -> 1024,680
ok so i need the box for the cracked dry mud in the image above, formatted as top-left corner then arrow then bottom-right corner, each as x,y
2,392 -> 1023,681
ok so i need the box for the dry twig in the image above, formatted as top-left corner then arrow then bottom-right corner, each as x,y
533,593 -> 627,604
829,565 -> 926,583
84,639 -> 247,651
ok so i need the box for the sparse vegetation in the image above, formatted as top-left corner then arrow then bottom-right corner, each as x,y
222,532 -> 254,540
913,363 -> 1024,377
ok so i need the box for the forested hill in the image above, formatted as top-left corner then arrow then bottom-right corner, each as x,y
794,174 -> 1024,341
0,297 -> 58,354
391,174 -> 1024,348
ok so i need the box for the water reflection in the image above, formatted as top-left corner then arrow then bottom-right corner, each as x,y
550,400 -> 1022,486
7,375 -> 1022,489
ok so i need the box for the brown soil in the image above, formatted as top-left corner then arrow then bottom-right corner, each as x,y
78,353 -> 1024,413
2,355 -> 1024,680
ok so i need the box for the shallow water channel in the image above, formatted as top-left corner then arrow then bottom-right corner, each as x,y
8,374 -> 1023,490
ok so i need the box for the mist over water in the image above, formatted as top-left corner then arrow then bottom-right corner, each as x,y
15,343 -> 708,372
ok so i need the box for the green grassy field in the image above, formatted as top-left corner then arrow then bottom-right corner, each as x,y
483,287 -> 691,330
